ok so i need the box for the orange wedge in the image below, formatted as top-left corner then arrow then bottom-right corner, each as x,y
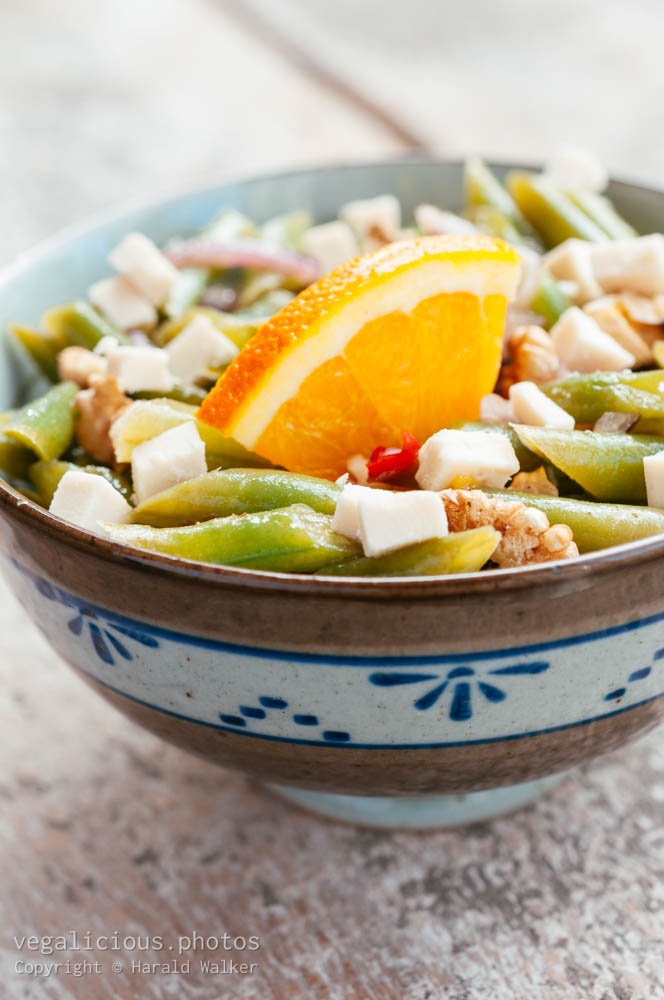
197,234 -> 521,478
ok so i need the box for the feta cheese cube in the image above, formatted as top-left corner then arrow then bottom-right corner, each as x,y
416,430 -> 519,492
583,297 -> 652,366
514,245 -> 543,308
331,482 -> 368,540
346,454 -> 370,485
550,306 -> 635,372
644,451 -> 664,508
166,314 -> 238,381
356,489 -> 448,558
542,239 -> 602,303
131,422 -> 206,504
414,204 -> 478,236
332,484 -> 447,556
300,221 -> 357,275
339,195 -> 401,251
589,235 -> 664,297
509,381 -> 575,429
543,146 -> 608,193
49,470 -> 131,535
108,232 -> 179,307
89,276 -> 157,331
107,345 -> 173,393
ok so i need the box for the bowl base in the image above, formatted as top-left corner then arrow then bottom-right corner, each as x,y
267,774 -> 565,830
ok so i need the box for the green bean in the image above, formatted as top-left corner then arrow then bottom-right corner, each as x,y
0,413 -> 35,481
110,398 -> 271,469
106,503 -> 360,572
565,189 -> 637,240
164,209 -> 257,319
542,371 -> 664,426
464,158 -> 533,236
131,468 -> 340,527
42,301 -> 130,349
261,210 -> 313,249
513,424 -> 664,503
450,421 -> 541,471
30,459 -> 132,507
506,172 -> 607,247
530,273 -> 571,329
154,307 -> 262,351
133,384 -> 208,405
3,382 -> 79,461
464,204 -> 526,246
318,526 -> 500,577
9,323 -> 68,381
490,490 -> 664,553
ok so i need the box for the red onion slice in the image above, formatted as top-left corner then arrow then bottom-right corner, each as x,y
165,239 -> 321,285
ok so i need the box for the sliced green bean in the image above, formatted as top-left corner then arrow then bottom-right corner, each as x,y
506,172 -> 607,247
451,421 -> 541,471
565,189 -> 637,240
110,398 -> 271,469
106,503 -> 360,572
261,210 -> 313,249
43,301 -> 130,349
464,204 -> 526,246
513,424 -> 664,503
0,412 -> 35,481
154,306 -> 262,350
3,382 -> 79,461
9,323 -> 68,381
464,158 -> 533,236
131,468 -> 340,527
133,384 -> 208,405
530,273 -> 571,329
542,372 -> 664,426
30,459 -> 132,507
318,526 -> 500,577
490,490 -> 664,553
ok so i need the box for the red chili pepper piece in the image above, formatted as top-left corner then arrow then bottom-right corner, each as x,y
367,431 -> 421,482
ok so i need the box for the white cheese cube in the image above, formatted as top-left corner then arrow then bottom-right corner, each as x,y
331,483 -> 369,541
107,345 -> 173,393
589,235 -> 664,297
346,454 -> 370,485
509,381 -> 575,429
542,239 -> 602,303
514,245 -> 543,308
414,204 -> 478,236
108,232 -> 179,307
89,276 -> 157,331
131,422 -> 206,504
49,470 -> 131,535
644,451 -> 664,508
339,195 -> 401,250
583,297 -> 652,366
356,490 -> 448,558
543,146 -> 608,193
166,315 -> 239,381
550,306 -> 635,372
415,430 -> 519,492
300,221 -> 357,275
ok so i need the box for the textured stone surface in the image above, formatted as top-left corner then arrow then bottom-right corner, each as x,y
1,1 -> 663,997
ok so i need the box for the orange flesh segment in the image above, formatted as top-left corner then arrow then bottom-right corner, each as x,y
197,234 -> 521,479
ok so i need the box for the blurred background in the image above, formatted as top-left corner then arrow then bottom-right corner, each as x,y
3,0 -> 664,263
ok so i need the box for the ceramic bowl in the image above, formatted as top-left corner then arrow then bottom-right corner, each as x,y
1,160 -> 664,829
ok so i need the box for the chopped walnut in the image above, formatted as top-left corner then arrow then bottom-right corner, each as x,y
510,467 -> 558,496
440,489 -> 578,567
57,346 -> 107,387
74,374 -> 131,465
498,325 -> 560,394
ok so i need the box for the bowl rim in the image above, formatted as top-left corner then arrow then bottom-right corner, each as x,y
3,154 -> 664,600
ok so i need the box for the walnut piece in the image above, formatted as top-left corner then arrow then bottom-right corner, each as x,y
498,324 -> 560,394
440,488 -> 578,567
74,374 -> 131,465
57,346 -> 108,387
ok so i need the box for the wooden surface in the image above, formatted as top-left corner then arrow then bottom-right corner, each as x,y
1,2 -> 664,997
